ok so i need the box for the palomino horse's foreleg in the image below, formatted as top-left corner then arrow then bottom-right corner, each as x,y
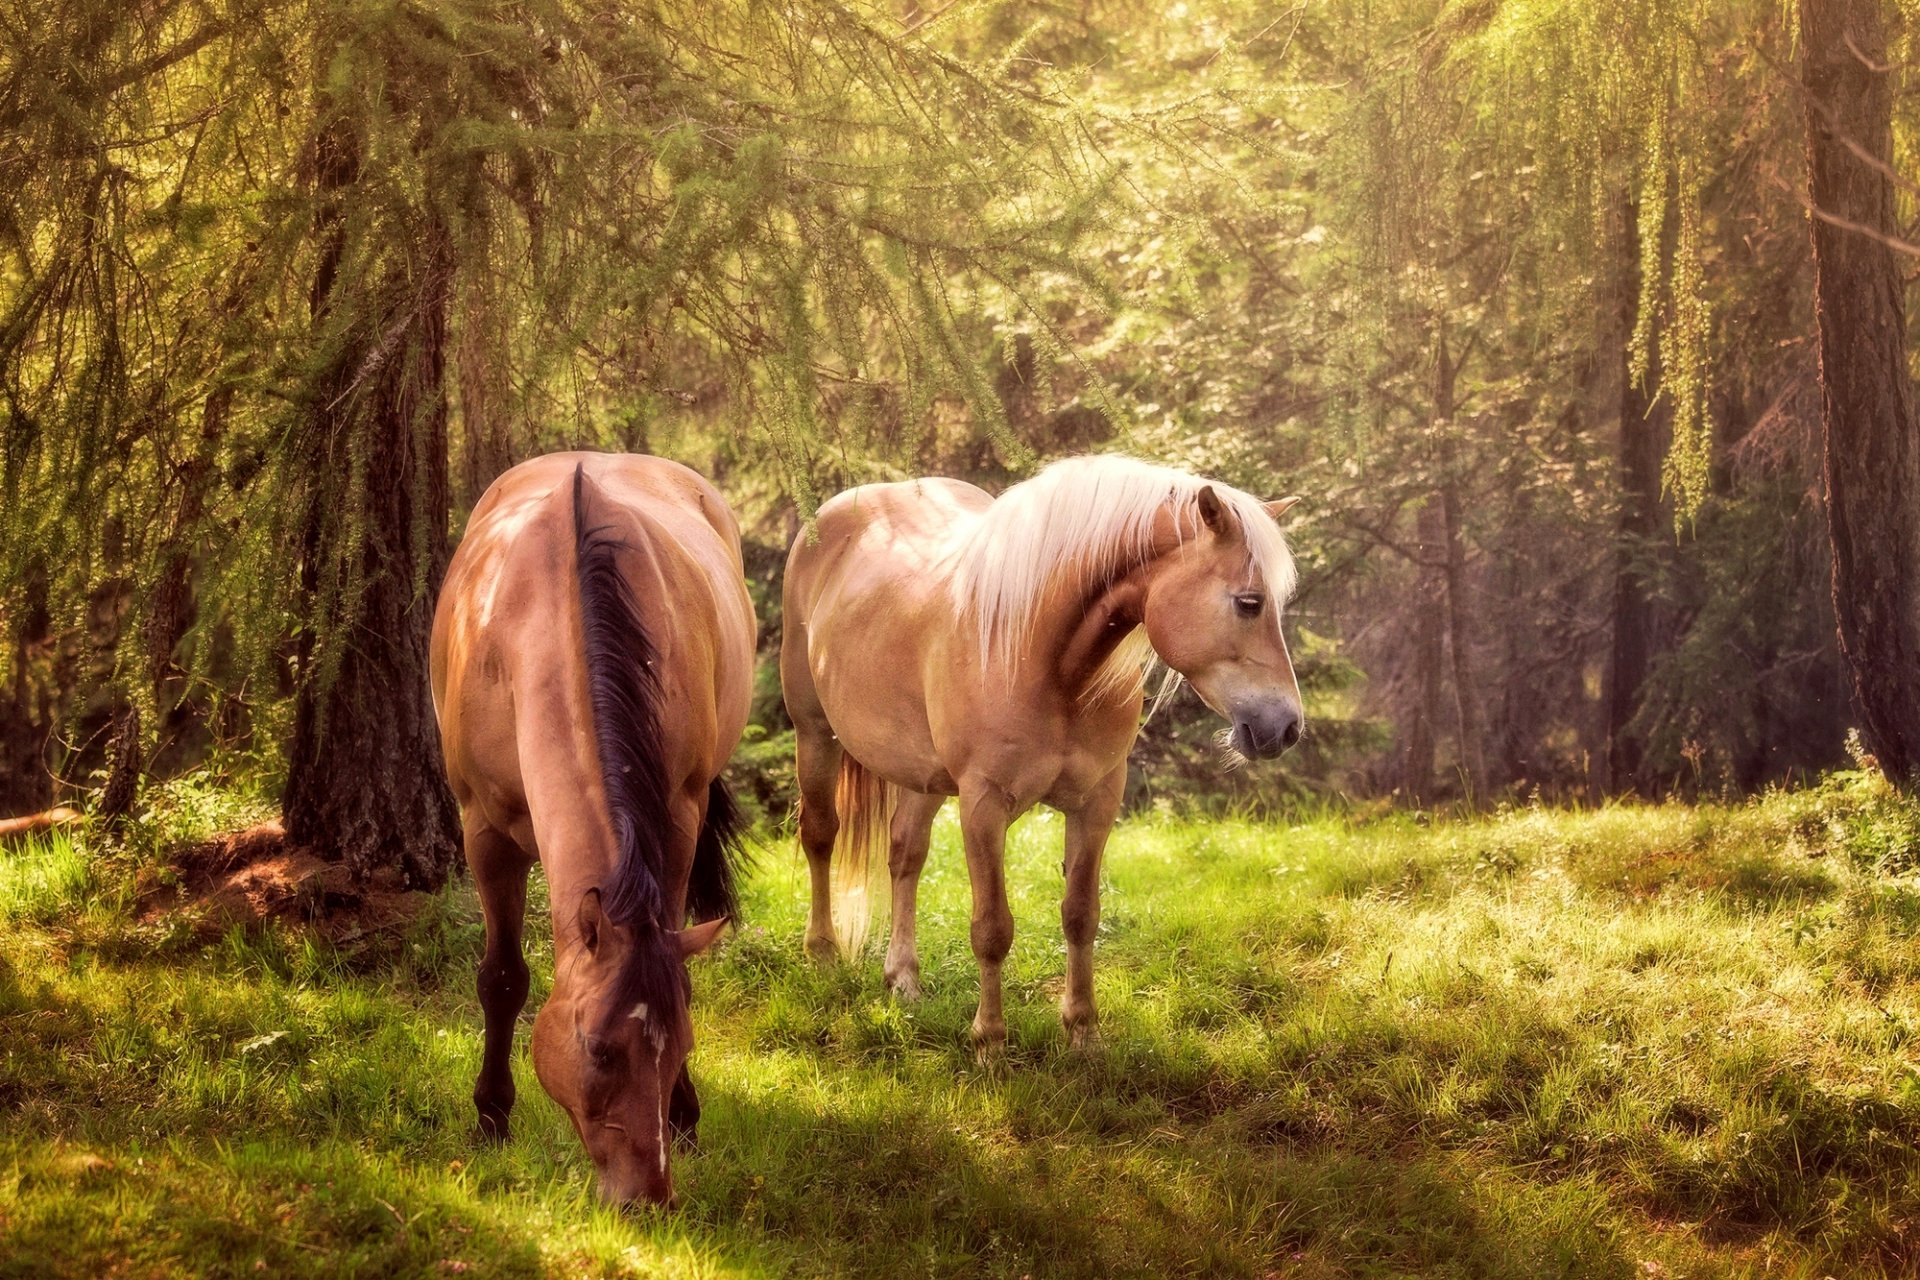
958,786 -> 1016,1053
469,823 -> 533,1143
883,790 -> 943,1000
793,725 -> 844,963
1061,765 -> 1127,1050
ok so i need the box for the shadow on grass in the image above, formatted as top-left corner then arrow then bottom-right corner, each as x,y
680,1061 -> 1649,1280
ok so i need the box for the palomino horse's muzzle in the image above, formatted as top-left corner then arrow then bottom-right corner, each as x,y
1231,701 -> 1303,760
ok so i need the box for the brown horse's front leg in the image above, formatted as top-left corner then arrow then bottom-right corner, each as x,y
958,785 -> 1015,1055
1061,766 -> 1125,1050
469,826 -> 531,1143
668,1064 -> 701,1150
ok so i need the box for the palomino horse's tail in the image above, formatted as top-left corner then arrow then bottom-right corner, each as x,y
689,776 -> 748,924
831,754 -> 896,955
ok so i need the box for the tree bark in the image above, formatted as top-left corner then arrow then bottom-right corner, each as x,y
1604,197 -> 1664,794
0,560 -> 53,814
1403,522 -> 1444,803
281,112 -> 462,888
1799,0 -> 1920,783
1432,330 -> 1485,795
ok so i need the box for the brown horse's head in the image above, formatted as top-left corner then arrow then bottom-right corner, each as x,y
1144,487 -> 1305,760
532,890 -> 726,1207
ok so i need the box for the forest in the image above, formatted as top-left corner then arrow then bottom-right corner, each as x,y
6,0 -> 1920,1276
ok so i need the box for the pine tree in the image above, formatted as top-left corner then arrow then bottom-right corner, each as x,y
1799,0 -> 1920,783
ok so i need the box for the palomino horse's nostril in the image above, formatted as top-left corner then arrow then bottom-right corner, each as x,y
1281,718 -> 1302,749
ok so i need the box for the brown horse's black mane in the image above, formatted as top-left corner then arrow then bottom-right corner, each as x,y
572,463 -> 741,1029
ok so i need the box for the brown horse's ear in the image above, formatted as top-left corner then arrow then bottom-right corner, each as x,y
1196,486 -> 1237,540
1265,496 -> 1301,520
577,888 -> 607,955
677,917 -> 729,958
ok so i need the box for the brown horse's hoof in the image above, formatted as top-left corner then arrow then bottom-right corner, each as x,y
1066,1022 -> 1101,1052
473,1110 -> 511,1145
885,970 -> 923,1002
803,934 -> 839,965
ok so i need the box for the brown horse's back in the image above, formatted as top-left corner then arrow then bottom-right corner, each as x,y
432,451 -> 754,872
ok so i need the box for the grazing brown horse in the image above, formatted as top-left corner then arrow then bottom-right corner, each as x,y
431,452 -> 754,1206
782,454 -> 1302,1052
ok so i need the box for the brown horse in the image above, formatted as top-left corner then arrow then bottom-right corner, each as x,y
431,452 -> 754,1206
782,455 -> 1301,1052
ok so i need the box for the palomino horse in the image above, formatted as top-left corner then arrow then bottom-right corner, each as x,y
782,454 -> 1301,1052
431,453 -> 754,1206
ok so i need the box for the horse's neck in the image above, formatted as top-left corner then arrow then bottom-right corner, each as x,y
1032,506 -> 1185,695
513,667 -> 622,914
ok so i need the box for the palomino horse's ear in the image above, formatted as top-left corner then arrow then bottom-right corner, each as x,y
1265,496 -> 1301,520
577,888 -> 608,955
677,917 -> 729,958
1195,486 -> 1237,540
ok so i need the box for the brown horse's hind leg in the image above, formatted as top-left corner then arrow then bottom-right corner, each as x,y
469,822 -> 532,1143
958,785 -> 1016,1055
1061,765 -> 1126,1050
794,724 -> 843,963
884,790 -> 943,1000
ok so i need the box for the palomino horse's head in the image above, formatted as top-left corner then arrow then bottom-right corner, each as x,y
531,890 -> 726,1207
1143,487 -> 1304,760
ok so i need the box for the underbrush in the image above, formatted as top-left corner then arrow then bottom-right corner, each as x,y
3,772 -> 1919,1276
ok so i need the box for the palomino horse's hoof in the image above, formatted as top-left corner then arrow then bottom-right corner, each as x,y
885,972 -> 924,1002
970,1020 -> 1008,1064
804,935 -> 840,965
1066,1021 -> 1101,1052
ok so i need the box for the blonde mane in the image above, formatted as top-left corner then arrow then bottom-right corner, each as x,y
951,455 -> 1297,695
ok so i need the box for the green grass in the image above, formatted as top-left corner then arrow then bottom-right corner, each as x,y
6,773 -> 1920,1276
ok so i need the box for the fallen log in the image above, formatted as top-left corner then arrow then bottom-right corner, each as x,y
0,806 -> 82,840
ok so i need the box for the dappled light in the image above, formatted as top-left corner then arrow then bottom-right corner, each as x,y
8,0 -> 1920,1274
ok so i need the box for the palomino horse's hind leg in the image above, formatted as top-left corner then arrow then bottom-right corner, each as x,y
883,790 -> 943,1000
468,822 -> 533,1143
794,724 -> 844,963
958,785 -> 1016,1054
1061,765 -> 1127,1050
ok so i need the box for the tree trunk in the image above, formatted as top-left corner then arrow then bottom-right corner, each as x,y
1799,0 -> 1920,783
1604,198 -> 1664,794
1431,328 -> 1484,796
281,113 -> 462,888
98,704 -> 140,820
0,560 -> 53,814
453,208 -> 514,508
1403,526 -> 1444,804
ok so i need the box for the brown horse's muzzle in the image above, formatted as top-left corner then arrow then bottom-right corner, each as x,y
590,1131 -> 674,1209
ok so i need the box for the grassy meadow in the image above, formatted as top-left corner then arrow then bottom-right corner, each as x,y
5,776 -> 1920,1278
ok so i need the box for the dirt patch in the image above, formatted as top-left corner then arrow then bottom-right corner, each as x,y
140,821 -> 431,943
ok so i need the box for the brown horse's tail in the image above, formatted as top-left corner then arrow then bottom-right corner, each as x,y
831,754 -> 896,956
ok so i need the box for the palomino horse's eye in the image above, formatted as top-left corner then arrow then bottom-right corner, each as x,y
1232,593 -> 1265,619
